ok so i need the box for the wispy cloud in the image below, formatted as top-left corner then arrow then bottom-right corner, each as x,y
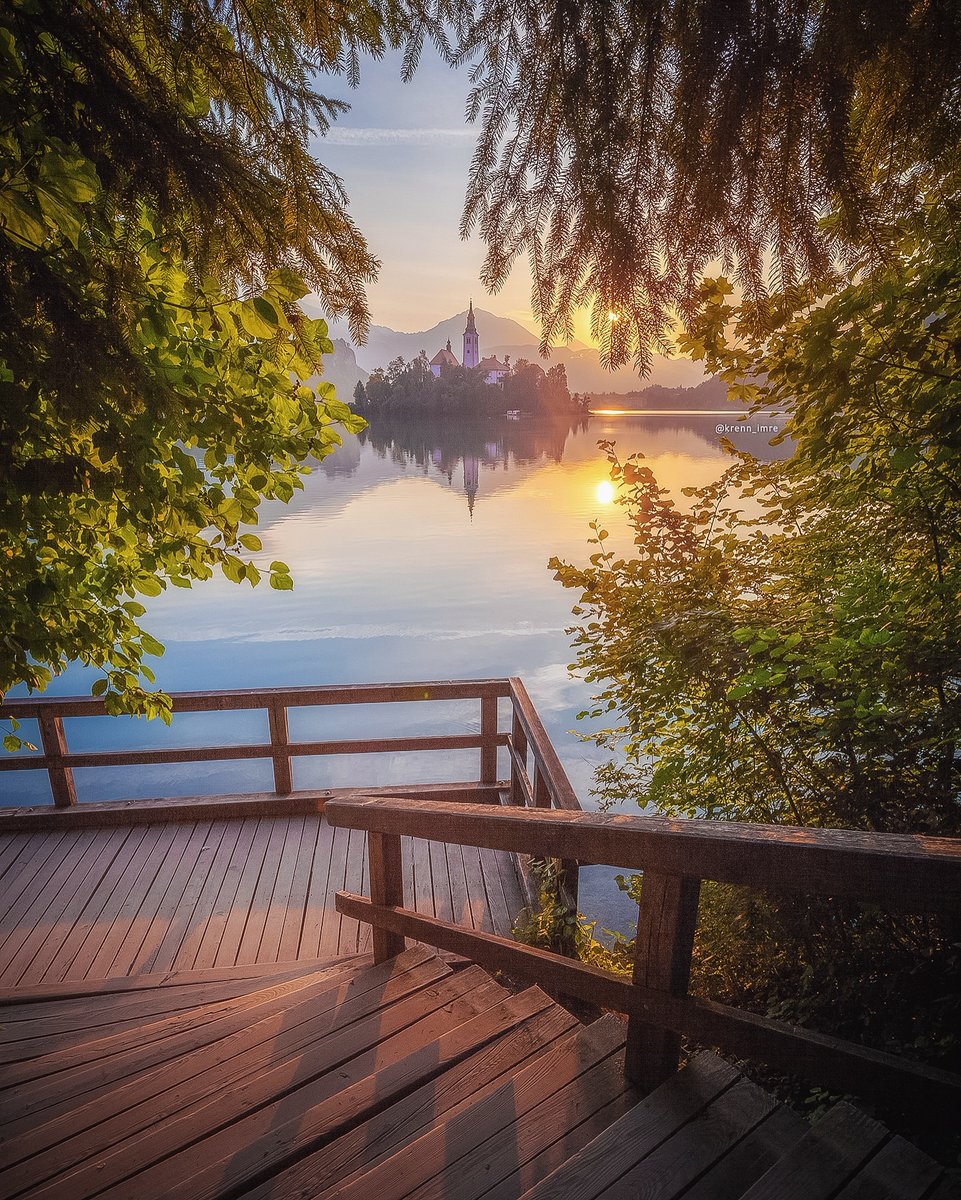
322,127 -> 475,146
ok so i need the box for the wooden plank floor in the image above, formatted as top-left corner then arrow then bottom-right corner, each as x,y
0,816 -> 528,988
0,947 -> 637,1200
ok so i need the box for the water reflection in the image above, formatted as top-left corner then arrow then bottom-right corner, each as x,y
354,412 -> 590,515
4,409 -> 789,936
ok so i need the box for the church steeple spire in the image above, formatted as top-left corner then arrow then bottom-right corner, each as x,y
462,299 -> 479,368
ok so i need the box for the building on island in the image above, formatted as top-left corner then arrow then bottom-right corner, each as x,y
429,339 -> 459,378
477,354 -> 509,385
462,299 -> 479,368
429,301 -> 510,385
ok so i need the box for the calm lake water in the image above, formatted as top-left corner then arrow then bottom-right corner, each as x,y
5,410 -> 789,932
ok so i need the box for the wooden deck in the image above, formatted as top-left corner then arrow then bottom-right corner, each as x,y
2,948 -> 955,1200
0,814 -> 526,989
1,680 -> 958,1197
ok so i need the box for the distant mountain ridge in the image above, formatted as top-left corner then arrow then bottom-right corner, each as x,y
590,377 -> 733,410
311,305 -> 708,395
306,338 -> 368,401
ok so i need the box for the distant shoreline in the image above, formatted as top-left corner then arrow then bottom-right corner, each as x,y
589,408 -> 786,417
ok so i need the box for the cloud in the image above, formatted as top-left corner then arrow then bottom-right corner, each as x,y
164,623 -> 566,643
322,127 -> 475,146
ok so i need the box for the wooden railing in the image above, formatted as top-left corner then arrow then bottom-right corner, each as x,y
0,678 -> 580,825
327,796 -> 961,1111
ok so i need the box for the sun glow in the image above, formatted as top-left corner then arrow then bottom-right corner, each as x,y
595,480 -> 616,505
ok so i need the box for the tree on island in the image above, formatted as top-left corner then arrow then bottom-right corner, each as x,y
352,355 -> 579,417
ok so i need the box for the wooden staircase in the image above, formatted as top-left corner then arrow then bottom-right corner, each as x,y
1,948 -> 955,1200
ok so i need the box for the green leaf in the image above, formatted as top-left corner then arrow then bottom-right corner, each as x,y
266,268 -> 308,301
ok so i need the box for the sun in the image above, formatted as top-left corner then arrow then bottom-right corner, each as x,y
595,480 -> 616,505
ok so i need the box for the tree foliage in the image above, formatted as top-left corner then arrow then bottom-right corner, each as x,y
0,0 -> 405,712
353,353 -> 581,417
550,185 -> 961,1080
452,0 -> 961,368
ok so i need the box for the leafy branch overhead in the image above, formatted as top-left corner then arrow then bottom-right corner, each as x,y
0,2 -> 370,713
551,189 -> 961,1085
451,0 -> 961,369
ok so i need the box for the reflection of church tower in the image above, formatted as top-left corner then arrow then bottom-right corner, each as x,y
463,300 -> 479,369
463,454 -> 479,517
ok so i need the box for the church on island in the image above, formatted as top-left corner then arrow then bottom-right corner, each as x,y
430,301 -> 510,385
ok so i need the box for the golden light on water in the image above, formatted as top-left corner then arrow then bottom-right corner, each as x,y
595,480 -> 616,505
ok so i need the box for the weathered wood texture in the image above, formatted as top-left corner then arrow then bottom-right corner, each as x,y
328,796 -> 961,1111
516,1054 -> 956,1200
0,950 -> 634,1200
0,816 -> 526,988
325,797 -> 961,913
0,783 -> 506,830
507,677 -> 581,811
626,871 -> 701,1088
0,679 -> 541,811
335,892 -> 961,1113
2,959 -> 951,1200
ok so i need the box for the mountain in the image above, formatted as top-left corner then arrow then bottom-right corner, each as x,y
324,309 -> 585,369
590,377 -> 732,410
305,338 -> 368,400
305,301 -> 707,394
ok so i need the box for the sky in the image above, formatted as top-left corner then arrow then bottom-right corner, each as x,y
310,46 -> 559,340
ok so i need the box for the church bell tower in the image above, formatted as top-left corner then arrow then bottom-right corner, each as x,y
463,299 -> 479,369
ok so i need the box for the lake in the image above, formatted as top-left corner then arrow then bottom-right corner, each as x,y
4,409 -> 789,933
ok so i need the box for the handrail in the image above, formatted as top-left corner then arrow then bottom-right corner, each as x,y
0,679 -> 580,826
327,795 -> 961,1106
0,680 -> 512,807
325,798 -> 961,912
507,678 -> 581,811
0,679 -> 511,718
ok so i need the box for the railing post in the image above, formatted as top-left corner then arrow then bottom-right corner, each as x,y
559,857 -> 579,916
480,694 -> 498,784
625,871 -> 701,1090
267,701 -> 293,795
532,763 -> 550,808
509,710 -> 528,806
368,831 -> 406,962
38,711 -> 77,807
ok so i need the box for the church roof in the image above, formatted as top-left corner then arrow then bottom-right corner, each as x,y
464,299 -> 477,335
430,346 -> 459,367
477,355 -> 507,371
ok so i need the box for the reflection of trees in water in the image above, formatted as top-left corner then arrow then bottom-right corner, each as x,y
357,412 -> 592,515
359,412 -> 591,474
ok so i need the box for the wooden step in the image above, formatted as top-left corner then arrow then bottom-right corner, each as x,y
3,950 -> 954,1200
321,1012 -> 636,1200
742,1101 -> 958,1200
0,954 -> 371,1065
0,950 -> 431,1104
237,1000 -> 583,1199
3,950 -> 463,1196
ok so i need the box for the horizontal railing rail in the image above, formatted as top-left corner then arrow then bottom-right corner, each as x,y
0,679 -> 581,831
0,680 -> 513,808
327,795 -> 961,1109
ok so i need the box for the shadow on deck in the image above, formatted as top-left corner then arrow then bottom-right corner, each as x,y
0,680 -> 959,1198
0,814 -> 525,989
